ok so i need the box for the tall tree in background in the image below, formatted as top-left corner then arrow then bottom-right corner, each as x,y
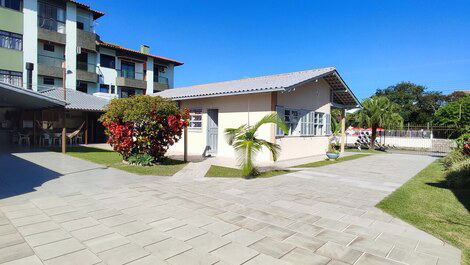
356,96 -> 404,149
434,95 -> 470,135
375,82 -> 447,124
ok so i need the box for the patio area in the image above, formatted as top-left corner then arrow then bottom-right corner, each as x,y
0,150 -> 461,265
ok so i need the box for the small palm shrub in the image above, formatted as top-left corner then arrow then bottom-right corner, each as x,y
445,159 -> 470,188
127,153 -> 155,166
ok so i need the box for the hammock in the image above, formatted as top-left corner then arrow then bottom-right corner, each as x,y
66,121 -> 85,140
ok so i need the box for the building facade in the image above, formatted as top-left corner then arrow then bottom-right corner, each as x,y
0,0 -> 183,99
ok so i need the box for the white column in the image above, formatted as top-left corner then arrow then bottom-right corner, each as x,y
65,2 -> 77,90
23,0 -> 38,90
146,57 -> 154,95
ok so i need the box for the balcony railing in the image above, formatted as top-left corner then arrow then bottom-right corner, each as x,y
118,70 -> 144,80
38,17 -> 65,34
38,54 -> 64,68
77,61 -> 96,73
155,76 -> 169,85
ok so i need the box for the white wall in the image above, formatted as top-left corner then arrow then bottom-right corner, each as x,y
146,57 -> 154,94
97,48 -> 117,95
65,2 -> 77,90
23,0 -> 38,90
276,79 -> 332,160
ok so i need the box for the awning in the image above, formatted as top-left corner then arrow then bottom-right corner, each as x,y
0,82 -> 66,109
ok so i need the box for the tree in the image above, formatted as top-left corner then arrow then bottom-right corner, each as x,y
375,82 -> 447,124
434,95 -> 470,136
225,113 -> 288,178
99,96 -> 189,162
356,96 -> 404,149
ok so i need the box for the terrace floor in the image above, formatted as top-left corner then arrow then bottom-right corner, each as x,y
0,150 -> 461,265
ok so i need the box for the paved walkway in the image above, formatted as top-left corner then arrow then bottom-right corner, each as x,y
0,151 -> 461,265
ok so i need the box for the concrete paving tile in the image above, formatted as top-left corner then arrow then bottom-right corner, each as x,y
416,241 -> 461,260
235,218 -> 269,232
355,253 -> 402,265
281,247 -> 331,265
135,210 -> 172,224
339,215 -> 374,227
257,225 -> 295,241
4,208 -> 43,220
0,233 -> 24,249
316,242 -> 363,264
10,214 -> 50,227
216,212 -> 246,223
61,217 -> 100,231
0,242 -> 34,264
30,197 -> 69,210
88,209 -> 121,220
376,233 -> 419,251
289,213 -> 322,224
349,237 -> 393,257
16,221 -> 60,236
166,248 -> 219,265
165,224 -> 205,241
223,228 -> 264,246
326,260 -> 349,265
149,217 -> 187,232
286,222 -> 324,236
342,225 -> 381,240
24,229 -> 71,247
127,228 -> 170,247
33,238 -> 85,260
100,214 -> 137,227
0,203 -> 36,213
42,206 -> 77,216
0,255 -> 43,265
83,233 -> 130,253
0,224 -> 17,236
50,211 -> 88,223
181,214 -> 216,228
112,221 -> 152,236
314,229 -> 357,246
70,224 -> 114,241
145,238 -> 192,260
125,254 -> 168,265
211,242 -> 258,265
283,233 -> 326,251
98,243 -> 150,265
243,253 -> 291,265
314,218 -> 349,231
197,207 -> 225,217
202,221 -> 240,236
185,232 -> 231,253
388,247 -> 438,265
44,249 -> 101,265
249,237 -> 295,258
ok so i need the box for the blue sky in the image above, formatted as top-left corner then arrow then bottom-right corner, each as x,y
81,0 -> 470,100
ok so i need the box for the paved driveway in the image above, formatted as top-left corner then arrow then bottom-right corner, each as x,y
0,151 -> 461,265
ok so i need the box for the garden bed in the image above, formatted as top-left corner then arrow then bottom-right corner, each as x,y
51,146 -> 187,176
205,165 -> 293,179
377,160 -> 469,264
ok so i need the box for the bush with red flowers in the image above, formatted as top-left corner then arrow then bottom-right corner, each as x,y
99,96 -> 189,162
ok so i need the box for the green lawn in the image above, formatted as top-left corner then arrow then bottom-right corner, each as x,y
377,160 -> 469,265
291,153 -> 371,168
50,146 -> 187,176
345,148 -> 387,154
205,165 -> 293,179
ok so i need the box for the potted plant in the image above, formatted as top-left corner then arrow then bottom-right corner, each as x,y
326,143 -> 340,160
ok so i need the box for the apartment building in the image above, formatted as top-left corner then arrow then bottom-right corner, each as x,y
0,0 -> 183,100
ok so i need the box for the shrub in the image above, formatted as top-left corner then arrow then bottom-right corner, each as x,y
446,159 -> 470,188
441,149 -> 468,170
100,96 -> 189,161
456,133 -> 470,155
127,153 -> 155,166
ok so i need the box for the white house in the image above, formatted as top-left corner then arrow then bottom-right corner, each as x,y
155,67 -> 361,162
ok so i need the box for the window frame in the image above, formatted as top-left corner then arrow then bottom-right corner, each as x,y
188,109 -> 203,130
43,43 -> 54,52
99,54 -> 116,69
42,77 -> 55,86
276,105 -> 331,137
0,69 -> 22,87
0,30 -> 23,51
1,0 -> 22,11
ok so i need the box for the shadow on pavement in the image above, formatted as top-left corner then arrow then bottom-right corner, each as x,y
0,152 -> 62,199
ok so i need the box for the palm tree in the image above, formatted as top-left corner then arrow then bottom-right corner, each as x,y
225,113 -> 288,178
356,96 -> 404,149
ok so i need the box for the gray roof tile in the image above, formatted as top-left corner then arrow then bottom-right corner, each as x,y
40,88 -> 109,111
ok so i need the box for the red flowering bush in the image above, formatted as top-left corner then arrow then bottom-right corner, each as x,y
99,96 -> 189,161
